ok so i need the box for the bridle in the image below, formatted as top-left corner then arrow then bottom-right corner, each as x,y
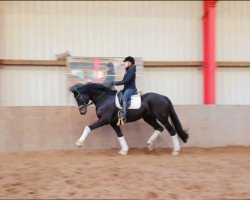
75,90 -> 107,110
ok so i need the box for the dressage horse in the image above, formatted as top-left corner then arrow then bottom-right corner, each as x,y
70,83 -> 189,155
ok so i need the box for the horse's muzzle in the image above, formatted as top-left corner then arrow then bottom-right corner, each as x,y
78,105 -> 87,115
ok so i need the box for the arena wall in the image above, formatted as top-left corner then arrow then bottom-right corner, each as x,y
1,106 -> 250,152
0,1 -> 202,61
1,1 -> 250,105
1,1 -> 250,61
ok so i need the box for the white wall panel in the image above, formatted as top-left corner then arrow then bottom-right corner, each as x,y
144,67 -> 203,105
2,66 -> 250,105
0,1 -> 203,61
217,68 -> 250,105
0,66 -> 75,106
0,66 -> 203,106
217,1 -> 250,61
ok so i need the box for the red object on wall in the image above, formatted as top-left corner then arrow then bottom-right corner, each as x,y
203,0 -> 217,104
94,57 -> 100,83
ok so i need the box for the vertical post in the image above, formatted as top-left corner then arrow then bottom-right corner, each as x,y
203,0 -> 216,104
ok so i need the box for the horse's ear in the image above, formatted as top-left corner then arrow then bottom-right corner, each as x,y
69,86 -> 74,92
69,85 -> 77,92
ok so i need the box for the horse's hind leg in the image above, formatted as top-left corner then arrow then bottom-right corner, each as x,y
110,123 -> 129,155
156,115 -> 180,155
143,115 -> 164,151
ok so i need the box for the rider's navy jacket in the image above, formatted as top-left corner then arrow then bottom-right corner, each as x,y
114,65 -> 137,91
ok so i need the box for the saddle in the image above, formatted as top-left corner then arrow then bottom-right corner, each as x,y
115,90 -> 141,126
115,90 -> 141,109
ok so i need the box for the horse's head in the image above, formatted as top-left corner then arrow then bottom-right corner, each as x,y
70,82 -> 117,115
69,84 -> 90,115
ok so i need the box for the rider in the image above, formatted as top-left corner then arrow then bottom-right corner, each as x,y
112,56 -> 137,123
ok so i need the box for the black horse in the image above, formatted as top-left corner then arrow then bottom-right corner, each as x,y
70,83 -> 189,155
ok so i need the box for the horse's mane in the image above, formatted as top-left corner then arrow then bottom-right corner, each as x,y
70,82 -> 117,95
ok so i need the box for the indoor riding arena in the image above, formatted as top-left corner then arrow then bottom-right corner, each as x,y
0,1 -> 250,199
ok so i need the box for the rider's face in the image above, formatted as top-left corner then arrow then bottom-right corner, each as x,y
124,61 -> 131,68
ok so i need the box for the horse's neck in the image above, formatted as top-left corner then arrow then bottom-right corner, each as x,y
89,90 -> 108,103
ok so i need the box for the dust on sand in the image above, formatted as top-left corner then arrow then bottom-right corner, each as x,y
0,147 -> 249,199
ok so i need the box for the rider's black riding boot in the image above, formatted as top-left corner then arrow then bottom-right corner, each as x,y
122,101 -> 128,123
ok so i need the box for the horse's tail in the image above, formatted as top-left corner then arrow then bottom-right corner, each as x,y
165,97 -> 189,143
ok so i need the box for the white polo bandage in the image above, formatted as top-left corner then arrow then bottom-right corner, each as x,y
147,130 -> 161,145
79,126 -> 91,142
171,134 -> 180,152
118,136 -> 129,151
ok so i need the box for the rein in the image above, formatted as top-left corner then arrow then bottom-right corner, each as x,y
86,91 -> 106,107
76,91 -> 107,108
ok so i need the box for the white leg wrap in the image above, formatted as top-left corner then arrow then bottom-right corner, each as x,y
147,130 -> 161,145
171,134 -> 180,152
79,126 -> 91,142
118,136 -> 129,151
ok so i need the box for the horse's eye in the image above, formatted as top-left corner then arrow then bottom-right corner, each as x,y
79,96 -> 85,102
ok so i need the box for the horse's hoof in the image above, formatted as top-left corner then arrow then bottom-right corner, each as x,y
147,143 -> 154,151
171,151 -> 180,156
75,140 -> 83,147
118,150 -> 128,155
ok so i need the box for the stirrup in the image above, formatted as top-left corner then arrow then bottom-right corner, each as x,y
117,117 -> 125,126
117,110 -> 125,126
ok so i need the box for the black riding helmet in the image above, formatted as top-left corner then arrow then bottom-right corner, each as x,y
123,56 -> 135,65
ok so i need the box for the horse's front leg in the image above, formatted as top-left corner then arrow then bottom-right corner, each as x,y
110,123 -> 129,155
75,119 -> 108,147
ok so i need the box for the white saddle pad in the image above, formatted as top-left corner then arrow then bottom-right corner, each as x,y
115,93 -> 141,109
